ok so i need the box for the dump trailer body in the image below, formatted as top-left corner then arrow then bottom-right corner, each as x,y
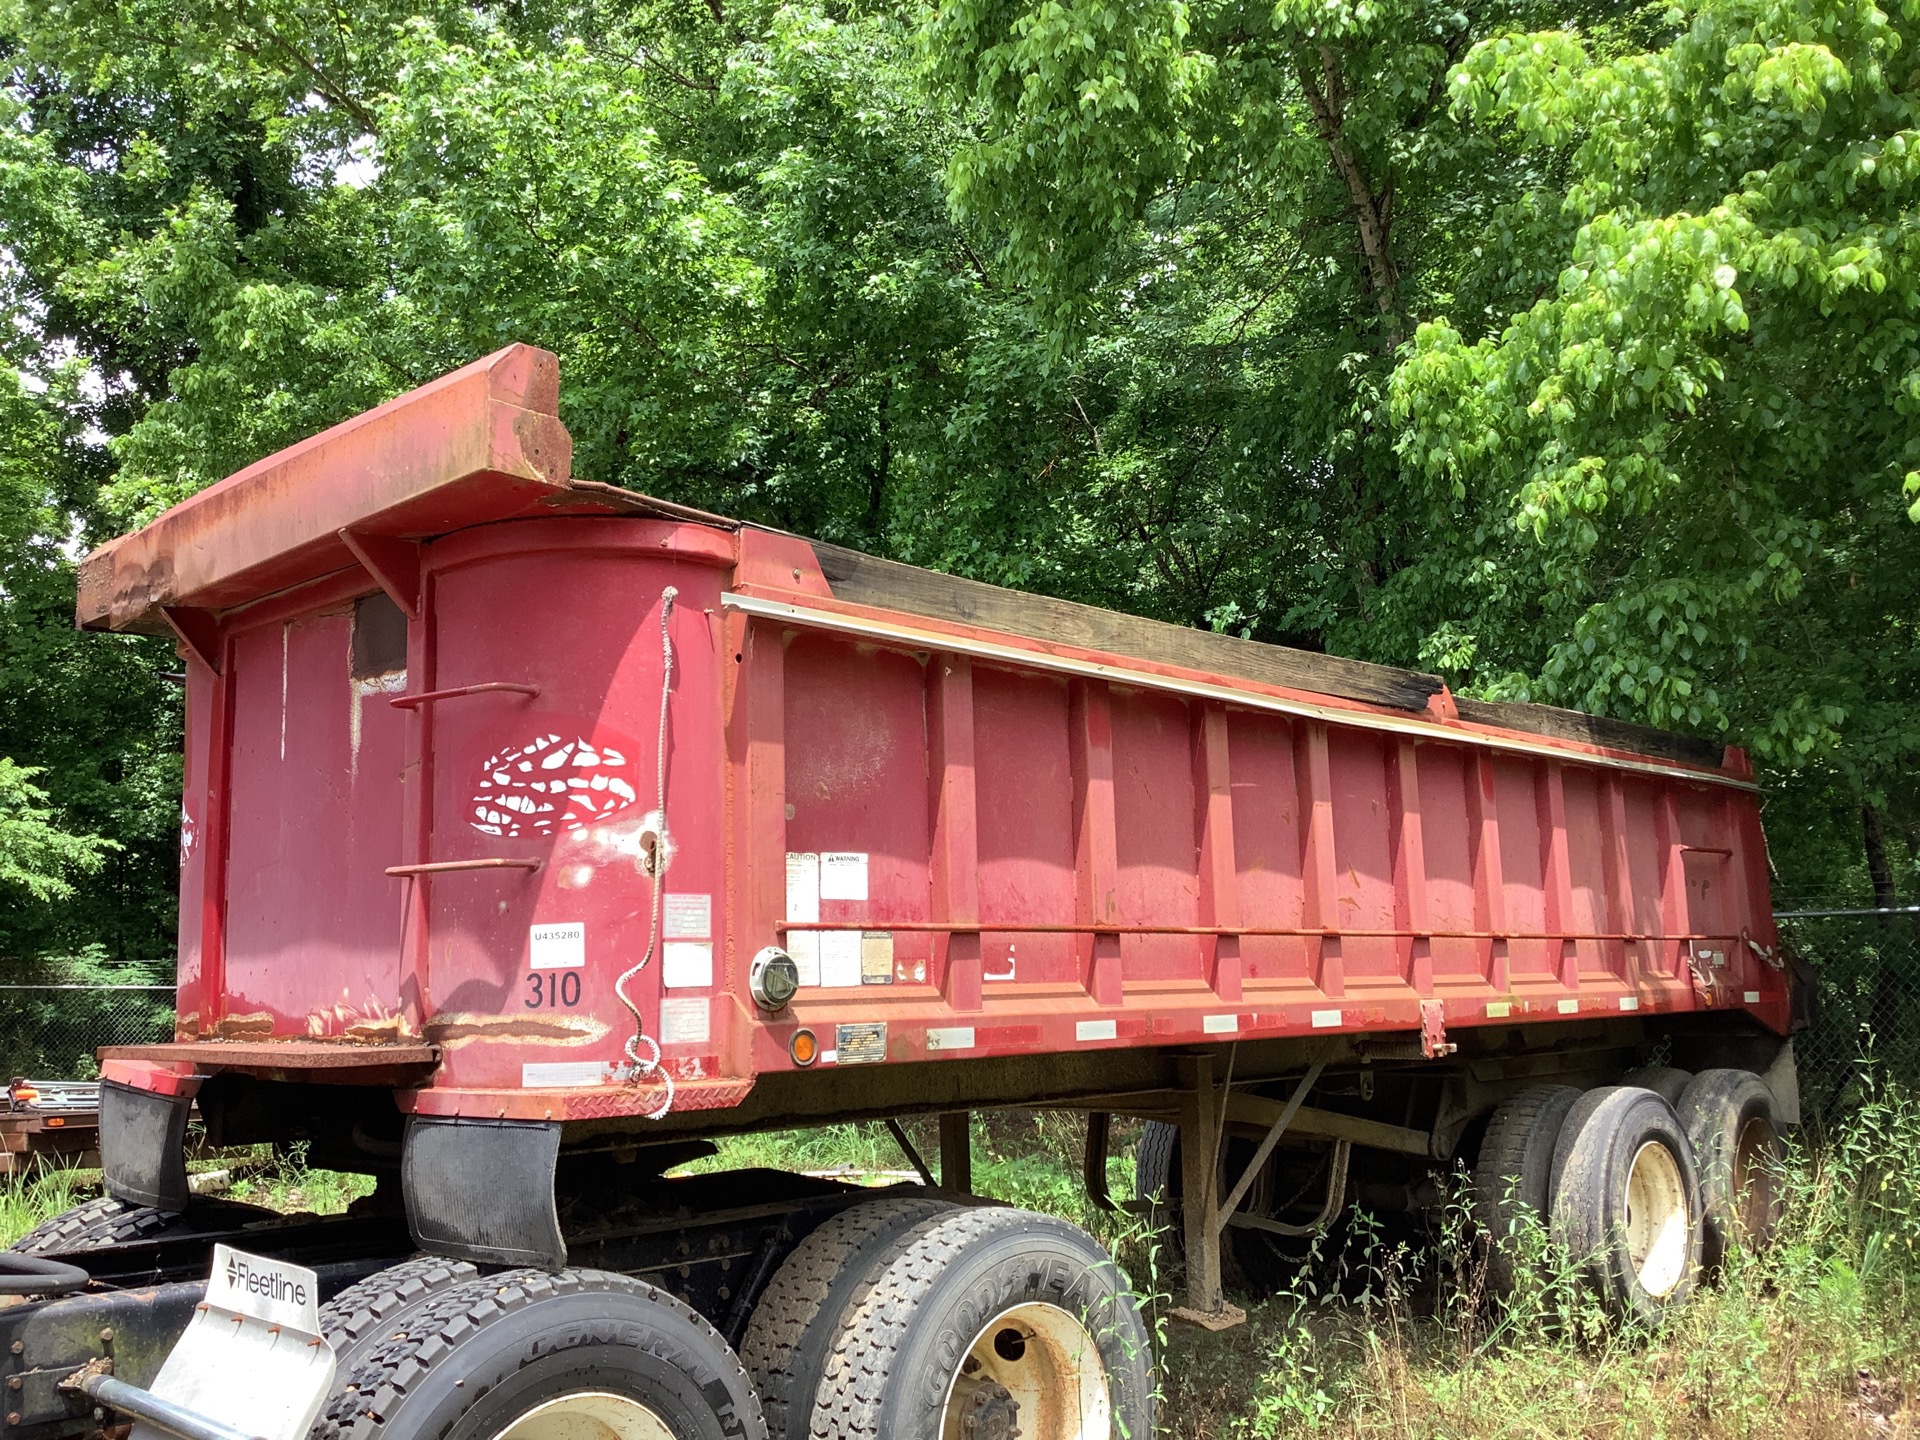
78,345 -> 1787,1135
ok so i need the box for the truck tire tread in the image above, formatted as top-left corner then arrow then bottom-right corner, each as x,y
1473,1083 -> 1581,1296
10,1195 -> 275,1255
312,1267 -> 763,1440
739,1194 -> 954,1440
317,1255 -> 481,1352
809,1205 -> 1152,1440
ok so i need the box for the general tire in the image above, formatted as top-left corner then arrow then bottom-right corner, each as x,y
1472,1084 -> 1581,1297
1549,1086 -> 1702,1324
10,1194 -> 276,1255
1676,1068 -> 1783,1270
738,1194 -> 956,1440
808,1206 -> 1152,1440
311,1268 -> 764,1440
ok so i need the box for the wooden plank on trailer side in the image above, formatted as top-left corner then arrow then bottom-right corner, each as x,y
1453,697 -> 1723,769
809,541 -> 1443,713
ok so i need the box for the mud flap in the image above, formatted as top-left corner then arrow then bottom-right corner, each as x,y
402,1115 -> 566,1269
101,1081 -> 192,1214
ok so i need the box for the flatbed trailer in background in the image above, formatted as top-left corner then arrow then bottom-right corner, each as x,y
0,346 -> 1797,1440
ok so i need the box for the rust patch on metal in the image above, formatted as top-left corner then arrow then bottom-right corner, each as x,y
424,1013 -> 609,1046
209,1012 -> 275,1039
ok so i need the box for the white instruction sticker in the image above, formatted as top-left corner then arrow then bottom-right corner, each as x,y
820,930 -> 863,988
522,1060 -> 615,1088
660,996 -> 711,1045
530,922 -> 586,970
207,1244 -> 321,1334
786,852 -> 820,923
788,930 -> 821,986
664,894 -> 711,940
663,941 -> 713,989
819,851 -> 869,901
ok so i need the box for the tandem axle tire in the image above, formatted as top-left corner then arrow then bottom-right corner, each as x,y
1676,1068 -> 1783,1270
1472,1084 -> 1581,1298
739,1193 -> 956,1440
10,1194 -> 276,1255
808,1206 -> 1152,1440
312,1268 -> 765,1440
1550,1086 -> 1703,1324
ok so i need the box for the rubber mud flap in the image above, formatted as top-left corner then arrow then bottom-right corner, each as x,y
100,1080 -> 192,1213
403,1116 -> 565,1269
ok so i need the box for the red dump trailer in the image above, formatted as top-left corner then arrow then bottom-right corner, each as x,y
0,347 -> 1795,1440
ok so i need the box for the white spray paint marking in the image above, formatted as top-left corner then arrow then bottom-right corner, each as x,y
470,733 -> 641,837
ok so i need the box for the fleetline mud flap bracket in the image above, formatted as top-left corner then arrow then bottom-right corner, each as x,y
114,1245 -> 335,1440
100,1081 -> 193,1214
403,1115 -> 567,1269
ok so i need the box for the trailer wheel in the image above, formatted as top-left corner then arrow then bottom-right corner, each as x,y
1620,1066 -> 1694,1107
808,1206 -> 1152,1440
1549,1087 -> 1702,1324
1472,1084 -> 1581,1297
313,1268 -> 763,1440
1676,1069 -> 1782,1270
10,1194 -> 275,1256
739,1194 -> 956,1440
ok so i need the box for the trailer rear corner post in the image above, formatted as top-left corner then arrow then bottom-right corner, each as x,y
1173,1053 -> 1246,1330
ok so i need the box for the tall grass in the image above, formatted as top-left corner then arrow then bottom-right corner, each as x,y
1166,1082 -> 1920,1438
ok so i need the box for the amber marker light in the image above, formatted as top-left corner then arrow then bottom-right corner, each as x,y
789,1029 -> 819,1067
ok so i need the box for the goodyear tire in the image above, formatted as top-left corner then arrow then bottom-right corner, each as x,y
1676,1068 -> 1783,1270
1472,1084 -> 1581,1298
1549,1087 -> 1702,1324
312,1268 -> 764,1440
739,1194 -> 956,1440
808,1207 -> 1152,1440
11,1194 -> 276,1255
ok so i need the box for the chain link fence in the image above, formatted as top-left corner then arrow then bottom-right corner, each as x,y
1778,908 -> 1920,1125
0,958 -> 173,1081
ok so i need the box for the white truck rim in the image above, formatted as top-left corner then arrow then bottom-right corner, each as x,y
940,1301 -> 1111,1440
492,1390 -> 675,1440
1625,1140 -> 1691,1298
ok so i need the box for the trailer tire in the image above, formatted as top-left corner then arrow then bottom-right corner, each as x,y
312,1268 -> 763,1440
1473,1084 -> 1581,1298
739,1193 -> 956,1440
1549,1087 -> 1702,1324
10,1194 -> 275,1256
1621,1066 -> 1694,1107
808,1206 -> 1152,1440
1676,1069 -> 1782,1271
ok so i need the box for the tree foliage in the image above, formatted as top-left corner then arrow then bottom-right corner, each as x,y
0,0 -> 1915,957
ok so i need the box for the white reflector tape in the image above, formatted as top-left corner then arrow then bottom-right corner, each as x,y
927,1026 -> 976,1051
1076,1019 -> 1117,1042
1618,996 -> 1640,1011
1202,1013 -> 1239,1034
1310,1009 -> 1342,1029
1744,990 -> 1762,1004
1557,999 -> 1579,1014
1486,1001 -> 1512,1018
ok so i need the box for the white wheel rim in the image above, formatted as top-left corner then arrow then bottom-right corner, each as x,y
490,1390 -> 674,1440
1624,1140 -> 1690,1298
939,1301 -> 1110,1440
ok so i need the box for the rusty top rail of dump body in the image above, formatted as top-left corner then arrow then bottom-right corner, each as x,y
77,342 -> 1744,786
